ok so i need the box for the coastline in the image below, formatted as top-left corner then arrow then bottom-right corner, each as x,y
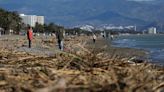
0,35 -> 163,92
111,34 -> 164,65
86,37 -> 149,61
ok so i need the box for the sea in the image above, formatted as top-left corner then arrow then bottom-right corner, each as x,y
112,34 -> 164,65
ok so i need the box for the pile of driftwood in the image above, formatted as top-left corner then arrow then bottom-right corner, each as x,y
0,43 -> 163,92
0,35 -> 163,92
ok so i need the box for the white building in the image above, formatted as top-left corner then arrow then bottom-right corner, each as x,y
148,27 -> 157,34
20,14 -> 44,27
37,16 -> 44,25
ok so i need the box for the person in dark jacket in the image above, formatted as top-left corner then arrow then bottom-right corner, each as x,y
27,26 -> 33,48
56,28 -> 64,50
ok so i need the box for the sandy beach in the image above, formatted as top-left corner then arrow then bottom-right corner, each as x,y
0,35 -> 163,92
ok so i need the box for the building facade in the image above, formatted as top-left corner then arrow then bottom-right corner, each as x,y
148,27 -> 157,34
20,14 -> 44,27
37,16 -> 44,25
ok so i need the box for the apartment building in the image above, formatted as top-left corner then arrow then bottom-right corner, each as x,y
20,14 -> 44,27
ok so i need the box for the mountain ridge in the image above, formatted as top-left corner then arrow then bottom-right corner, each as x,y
0,0 -> 163,27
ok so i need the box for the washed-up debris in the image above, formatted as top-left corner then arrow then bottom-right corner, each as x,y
0,35 -> 163,92
127,57 -> 145,64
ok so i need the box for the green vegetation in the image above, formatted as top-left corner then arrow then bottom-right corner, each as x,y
0,8 -> 21,34
33,23 -> 93,35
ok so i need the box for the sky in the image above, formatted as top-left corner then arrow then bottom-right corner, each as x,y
128,0 -> 155,1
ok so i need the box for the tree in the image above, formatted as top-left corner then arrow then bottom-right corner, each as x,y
0,8 -> 22,34
33,22 -> 44,33
46,23 -> 55,33
44,23 -> 63,33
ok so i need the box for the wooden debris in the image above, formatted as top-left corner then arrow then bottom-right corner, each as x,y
0,35 -> 163,92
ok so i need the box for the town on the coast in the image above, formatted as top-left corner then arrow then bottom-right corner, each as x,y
0,12 -> 163,37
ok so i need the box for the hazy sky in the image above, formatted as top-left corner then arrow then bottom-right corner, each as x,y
128,0 -> 155,1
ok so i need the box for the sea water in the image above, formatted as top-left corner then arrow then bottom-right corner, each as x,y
112,34 -> 164,65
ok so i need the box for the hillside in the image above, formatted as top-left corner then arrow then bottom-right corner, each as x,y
0,0 -> 163,26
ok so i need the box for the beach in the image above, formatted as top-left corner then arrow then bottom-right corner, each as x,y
86,38 -> 147,59
0,35 -> 163,92
112,34 -> 164,65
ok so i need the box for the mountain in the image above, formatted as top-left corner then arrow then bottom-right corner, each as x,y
84,11 -> 148,26
0,0 -> 163,27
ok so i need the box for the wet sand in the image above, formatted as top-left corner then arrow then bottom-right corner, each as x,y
86,37 -> 148,60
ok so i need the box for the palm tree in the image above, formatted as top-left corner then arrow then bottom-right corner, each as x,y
0,8 -> 22,34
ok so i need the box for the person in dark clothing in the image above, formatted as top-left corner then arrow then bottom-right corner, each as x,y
56,28 -> 64,50
27,26 -> 33,48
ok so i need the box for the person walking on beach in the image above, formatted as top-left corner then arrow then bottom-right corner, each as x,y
111,35 -> 114,40
56,28 -> 64,51
27,26 -> 33,48
92,34 -> 97,43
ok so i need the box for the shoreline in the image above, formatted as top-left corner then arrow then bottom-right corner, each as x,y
111,34 -> 164,66
86,37 -> 149,61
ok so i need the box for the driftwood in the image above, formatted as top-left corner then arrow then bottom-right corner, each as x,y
0,36 -> 163,92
